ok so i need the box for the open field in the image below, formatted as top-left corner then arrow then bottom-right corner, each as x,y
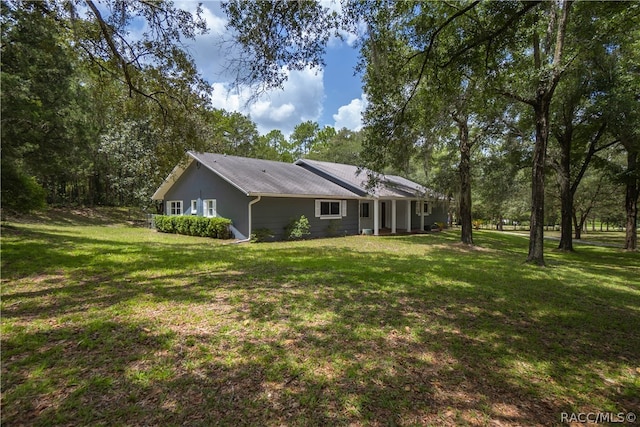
2,210 -> 639,426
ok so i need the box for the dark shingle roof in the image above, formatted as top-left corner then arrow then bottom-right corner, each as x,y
191,152 -> 359,198
153,152 -> 444,201
296,159 -> 437,199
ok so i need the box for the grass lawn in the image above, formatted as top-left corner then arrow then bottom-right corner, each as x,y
506,229 -> 629,247
2,209 -> 639,426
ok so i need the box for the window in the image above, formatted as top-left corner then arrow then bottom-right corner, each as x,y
204,199 -> 217,217
360,202 -> 370,218
167,200 -> 182,216
322,201 -> 340,216
191,200 -> 197,215
315,200 -> 346,219
416,201 -> 432,216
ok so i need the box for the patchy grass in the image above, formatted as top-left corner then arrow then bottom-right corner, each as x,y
2,211 -> 639,426
507,229 -> 629,247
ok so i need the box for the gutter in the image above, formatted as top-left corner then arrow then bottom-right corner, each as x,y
235,195 -> 262,243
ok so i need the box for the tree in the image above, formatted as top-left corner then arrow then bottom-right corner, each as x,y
254,130 -> 288,161
221,1 -> 339,93
68,0 -> 208,108
604,16 -> 640,250
307,128 -> 363,165
1,0 -> 216,209
549,71 -> 615,250
477,134 -> 530,230
1,1 -> 89,209
290,121 -> 320,159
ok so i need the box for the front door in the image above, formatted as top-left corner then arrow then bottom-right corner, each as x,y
381,202 -> 386,229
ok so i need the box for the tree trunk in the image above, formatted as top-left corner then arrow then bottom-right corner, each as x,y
525,0 -> 572,265
527,102 -> 549,265
556,158 -> 574,251
458,120 -> 473,245
572,211 -> 581,240
624,150 -> 639,250
554,118 -> 575,251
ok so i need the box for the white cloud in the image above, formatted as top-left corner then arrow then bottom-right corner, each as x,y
333,94 -> 367,131
210,66 -> 325,136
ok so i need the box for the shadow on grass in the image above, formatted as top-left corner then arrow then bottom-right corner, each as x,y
2,225 -> 639,425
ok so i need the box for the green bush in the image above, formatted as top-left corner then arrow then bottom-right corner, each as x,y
0,162 -> 46,213
284,215 -> 311,240
251,228 -> 275,243
154,215 -> 232,239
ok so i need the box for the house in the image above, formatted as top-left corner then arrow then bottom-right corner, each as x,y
152,152 -> 449,240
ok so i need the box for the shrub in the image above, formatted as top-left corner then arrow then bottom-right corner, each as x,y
284,215 -> 311,240
0,163 -> 46,213
251,228 -> 274,243
154,215 -> 232,239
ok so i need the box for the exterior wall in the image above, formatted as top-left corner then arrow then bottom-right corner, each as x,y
253,197 -> 359,240
360,200 -> 413,232
359,200 -> 374,230
411,200 -> 449,230
163,161 -> 250,237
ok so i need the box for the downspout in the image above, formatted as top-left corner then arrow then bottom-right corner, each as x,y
237,195 -> 261,243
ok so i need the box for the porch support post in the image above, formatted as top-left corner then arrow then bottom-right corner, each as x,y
374,199 -> 379,236
420,200 -> 425,232
391,199 -> 397,234
406,200 -> 412,232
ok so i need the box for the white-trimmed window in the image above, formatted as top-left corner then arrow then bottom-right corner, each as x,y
203,199 -> 217,217
191,200 -> 198,215
167,200 -> 183,216
360,202 -> 370,218
315,200 -> 347,219
416,201 -> 432,216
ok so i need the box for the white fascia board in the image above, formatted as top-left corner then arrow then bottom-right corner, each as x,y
151,158 -> 192,200
187,151 -> 251,196
248,192 -> 361,200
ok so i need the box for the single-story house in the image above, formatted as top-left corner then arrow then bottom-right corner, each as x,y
152,152 -> 449,240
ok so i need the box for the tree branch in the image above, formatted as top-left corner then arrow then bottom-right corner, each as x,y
84,0 -> 166,114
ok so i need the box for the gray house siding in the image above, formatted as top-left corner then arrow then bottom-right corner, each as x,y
163,161 -> 250,237
253,197 -> 359,240
411,200 -> 449,230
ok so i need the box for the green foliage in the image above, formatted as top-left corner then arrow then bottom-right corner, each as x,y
284,215 -> 311,240
221,1 -> 340,90
154,215 -> 232,239
0,161 -> 46,212
0,0 -> 219,209
307,128 -> 363,165
250,228 -> 275,243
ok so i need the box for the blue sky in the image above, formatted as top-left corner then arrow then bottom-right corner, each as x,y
179,1 -> 367,136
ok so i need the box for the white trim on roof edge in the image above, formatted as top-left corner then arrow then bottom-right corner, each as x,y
187,151 -> 251,196
151,159 -> 191,200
